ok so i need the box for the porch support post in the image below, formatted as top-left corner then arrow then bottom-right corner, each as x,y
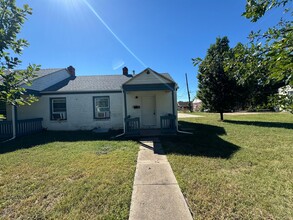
172,90 -> 175,116
172,90 -> 178,132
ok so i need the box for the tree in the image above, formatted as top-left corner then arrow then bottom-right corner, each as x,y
0,0 -> 40,119
226,42 -> 285,110
242,0 -> 293,112
193,37 -> 238,121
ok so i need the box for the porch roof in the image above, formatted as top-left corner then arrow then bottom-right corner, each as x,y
122,68 -> 177,92
122,83 -> 176,91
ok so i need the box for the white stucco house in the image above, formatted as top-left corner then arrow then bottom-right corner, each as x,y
0,66 -> 178,138
277,85 -> 293,112
192,98 -> 202,111
278,85 -> 293,96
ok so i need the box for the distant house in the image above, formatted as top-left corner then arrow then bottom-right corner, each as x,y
177,101 -> 190,111
279,86 -> 293,96
278,85 -> 293,111
0,67 -> 178,138
192,98 -> 202,111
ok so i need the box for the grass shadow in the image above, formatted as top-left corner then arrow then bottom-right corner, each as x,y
161,121 -> 240,159
224,120 -> 293,129
0,130 -> 123,154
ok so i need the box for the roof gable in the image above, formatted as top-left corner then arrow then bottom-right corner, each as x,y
124,68 -> 174,85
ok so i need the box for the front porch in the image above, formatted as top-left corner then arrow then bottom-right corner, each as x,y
122,82 -> 178,136
124,114 -> 177,137
120,68 -> 178,137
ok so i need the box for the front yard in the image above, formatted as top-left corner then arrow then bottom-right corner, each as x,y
162,113 -> 293,219
1,113 -> 292,219
0,131 -> 139,219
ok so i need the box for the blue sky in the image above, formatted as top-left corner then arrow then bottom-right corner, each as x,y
18,0 -> 284,101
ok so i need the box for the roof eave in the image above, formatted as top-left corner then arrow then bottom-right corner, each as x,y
40,90 -> 122,95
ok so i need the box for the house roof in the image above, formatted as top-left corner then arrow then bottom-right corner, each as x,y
42,68 -> 176,93
160,73 -> 175,82
178,101 -> 190,106
192,98 -> 202,104
0,68 -> 65,82
42,75 -> 131,93
2,66 -> 176,94
33,68 -> 65,80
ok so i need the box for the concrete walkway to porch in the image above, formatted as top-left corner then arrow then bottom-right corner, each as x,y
129,139 -> 193,220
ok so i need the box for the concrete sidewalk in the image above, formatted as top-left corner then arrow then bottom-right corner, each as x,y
129,139 -> 193,220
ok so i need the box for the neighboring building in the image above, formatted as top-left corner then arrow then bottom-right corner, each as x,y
1,66 -> 178,137
177,101 -> 190,111
192,98 -> 202,111
279,86 -> 293,96
278,85 -> 293,112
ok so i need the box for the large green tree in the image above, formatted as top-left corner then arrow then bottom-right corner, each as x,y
242,0 -> 293,112
226,42 -> 285,110
0,0 -> 40,119
193,37 -> 238,121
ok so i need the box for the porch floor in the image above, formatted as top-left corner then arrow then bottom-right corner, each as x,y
125,129 -> 177,137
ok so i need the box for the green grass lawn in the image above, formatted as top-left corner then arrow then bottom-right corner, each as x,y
0,131 -> 139,219
162,113 -> 293,220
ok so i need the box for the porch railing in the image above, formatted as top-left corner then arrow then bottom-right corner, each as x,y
125,117 -> 140,135
160,114 -> 176,134
0,118 -> 43,138
17,118 -> 43,136
0,121 -> 12,138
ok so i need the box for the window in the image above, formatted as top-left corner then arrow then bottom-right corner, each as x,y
93,96 -> 110,119
50,98 -> 67,120
0,101 -> 6,119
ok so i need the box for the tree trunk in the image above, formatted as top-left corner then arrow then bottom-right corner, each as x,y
220,112 -> 224,121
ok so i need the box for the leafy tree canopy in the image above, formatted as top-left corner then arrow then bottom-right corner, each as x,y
240,0 -> 293,112
243,0 -> 292,85
0,0 -> 40,110
226,42 -> 285,110
193,1 -> 292,115
243,0 -> 291,22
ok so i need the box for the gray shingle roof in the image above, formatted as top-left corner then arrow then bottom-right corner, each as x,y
43,75 -> 131,93
161,73 -> 175,82
2,67 -> 175,93
0,68 -> 64,82
34,68 -> 65,80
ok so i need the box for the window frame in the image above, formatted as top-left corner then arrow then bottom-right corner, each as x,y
50,97 -> 67,121
93,96 -> 110,120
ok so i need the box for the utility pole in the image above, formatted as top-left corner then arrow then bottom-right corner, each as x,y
185,73 -> 192,112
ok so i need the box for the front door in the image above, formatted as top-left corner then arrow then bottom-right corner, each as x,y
141,96 -> 156,128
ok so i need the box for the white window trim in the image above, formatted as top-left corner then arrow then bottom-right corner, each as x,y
93,96 -> 110,120
50,98 -> 67,121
